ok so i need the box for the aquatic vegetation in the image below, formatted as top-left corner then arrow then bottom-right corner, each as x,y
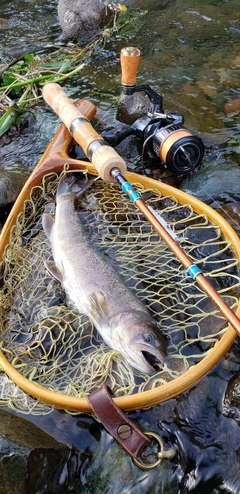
0,6 -> 147,136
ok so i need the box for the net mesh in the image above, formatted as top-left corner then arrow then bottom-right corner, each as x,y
0,171 -> 239,414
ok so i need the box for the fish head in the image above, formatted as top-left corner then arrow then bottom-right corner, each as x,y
114,311 -> 167,375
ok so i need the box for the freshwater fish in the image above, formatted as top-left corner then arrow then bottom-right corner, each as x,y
42,173 -> 167,375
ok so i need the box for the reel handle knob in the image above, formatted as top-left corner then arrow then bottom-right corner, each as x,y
120,47 -> 140,87
42,82 -> 126,182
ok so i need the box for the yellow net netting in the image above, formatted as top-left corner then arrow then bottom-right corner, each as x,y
0,171 -> 239,414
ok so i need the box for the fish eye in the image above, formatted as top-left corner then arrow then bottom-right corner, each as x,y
143,332 -> 155,344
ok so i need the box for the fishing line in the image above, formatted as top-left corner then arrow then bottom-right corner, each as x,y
141,129 -> 164,174
140,122 -> 177,173
200,187 -> 240,230
141,131 -> 157,174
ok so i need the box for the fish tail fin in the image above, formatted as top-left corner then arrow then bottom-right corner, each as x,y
56,172 -> 95,198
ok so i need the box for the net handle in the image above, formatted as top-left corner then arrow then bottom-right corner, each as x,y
0,98 -> 96,256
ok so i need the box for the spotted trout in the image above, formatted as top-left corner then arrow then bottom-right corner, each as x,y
42,173 -> 167,375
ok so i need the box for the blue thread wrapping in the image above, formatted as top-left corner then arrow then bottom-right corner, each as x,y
121,182 -> 141,203
187,264 -> 202,279
121,182 -> 133,194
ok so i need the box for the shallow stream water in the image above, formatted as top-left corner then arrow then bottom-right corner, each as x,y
0,0 -> 240,493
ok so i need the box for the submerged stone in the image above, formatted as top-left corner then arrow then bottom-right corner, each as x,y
216,203 -> 240,237
57,0 -> 112,45
180,158 -> 240,205
224,99 -> 240,115
0,410 -> 74,494
223,370 -> 240,424
0,170 -> 29,208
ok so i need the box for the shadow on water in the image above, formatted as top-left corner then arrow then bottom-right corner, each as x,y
1,0 -> 240,492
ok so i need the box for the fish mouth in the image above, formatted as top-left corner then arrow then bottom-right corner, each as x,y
124,344 -> 165,375
142,350 -> 161,371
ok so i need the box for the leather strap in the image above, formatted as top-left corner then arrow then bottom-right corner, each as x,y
87,385 -> 150,459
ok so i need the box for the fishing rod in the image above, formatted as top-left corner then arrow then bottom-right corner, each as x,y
42,81 -> 240,337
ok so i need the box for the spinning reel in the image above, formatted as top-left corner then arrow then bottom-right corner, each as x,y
106,47 -> 205,176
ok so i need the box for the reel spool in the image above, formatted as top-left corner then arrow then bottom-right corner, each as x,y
143,123 -> 204,175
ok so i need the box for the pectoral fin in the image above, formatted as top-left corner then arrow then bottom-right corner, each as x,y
44,261 -> 62,283
42,210 -> 55,240
89,290 -> 109,326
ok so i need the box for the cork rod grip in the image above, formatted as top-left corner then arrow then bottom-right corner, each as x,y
120,47 -> 140,86
42,82 -> 126,182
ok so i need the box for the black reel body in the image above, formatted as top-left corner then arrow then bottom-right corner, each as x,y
140,113 -> 205,175
106,85 -> 204,176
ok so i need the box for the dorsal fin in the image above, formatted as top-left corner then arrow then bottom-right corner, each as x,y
56,173 -> 95,199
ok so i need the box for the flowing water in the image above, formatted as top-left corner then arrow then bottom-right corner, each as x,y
0,0 -> 240,493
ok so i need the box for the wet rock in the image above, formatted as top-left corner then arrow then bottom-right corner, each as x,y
116,91 -> 150,125
224,99 -> 240,116
0,409 -> 76,494
230,56 -> 240,69
57,0 -> 112,45
0,170 -> 29,208
177,377 -> 210,422
180,158 -> 240,205
216,203 -> 240,237
84,427 -> 178,493
196,79 -> 218,98
178,83 -> 225,132
223,370 -> 240,424
196,129 -> 230,148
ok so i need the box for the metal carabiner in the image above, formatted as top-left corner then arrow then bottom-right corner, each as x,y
133,431 -> 176,470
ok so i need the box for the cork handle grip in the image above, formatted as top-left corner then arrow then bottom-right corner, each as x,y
120,47 -> 140,86
42,82 -> 126,182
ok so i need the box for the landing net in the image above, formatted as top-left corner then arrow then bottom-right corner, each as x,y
0,171 -> 239,414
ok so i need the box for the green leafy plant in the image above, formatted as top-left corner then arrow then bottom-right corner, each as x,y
0,6 -> 147,136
